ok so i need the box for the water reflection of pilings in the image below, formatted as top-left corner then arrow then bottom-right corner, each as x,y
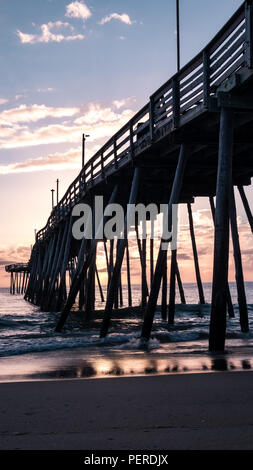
7,356 -> 253,383
242,360 -> 251,370
144,360 -> 158,375
211,358 -> 252,372
211,358 -> 228,371
106,362 -> 124,376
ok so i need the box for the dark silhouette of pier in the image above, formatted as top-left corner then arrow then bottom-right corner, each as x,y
6,1 -> 253,351
5,263 -> 30,295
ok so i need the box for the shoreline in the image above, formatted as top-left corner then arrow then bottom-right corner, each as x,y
0,371 -> 253,450
0,345 -> 252,384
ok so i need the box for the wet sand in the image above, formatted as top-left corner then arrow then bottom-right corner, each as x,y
0,371 -> 253,450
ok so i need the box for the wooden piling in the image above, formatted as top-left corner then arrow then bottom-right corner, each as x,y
209,196 -> 234,318
141,144 -> 188,340
85,243 -> 96,318
21,271 -> 25,294
161,255 -> 168,320
168,250 -> 177,325
108,239 -> 114,291
119,272 -> 123,307
56,215 -> 73,311
39,233 -> 57,307
126,240 -> 132,307
135,222 -> 149,305
45,223 -> 68,311
230,186 -> 249,333
142,238 -> 148,307
238,185 -> 253,233
104,240 -> 109,275
56,186 -> 119,332
10,272 -> 13,294
187,203 -> 205,304
175,261 -> 186,304
209,107 -> 233,352
95,265 -> 105,303
150,238 -> 154,286
100,168 -> 140,338
35,240 -> 51,305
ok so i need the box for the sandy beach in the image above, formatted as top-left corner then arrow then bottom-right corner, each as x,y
0,371 -> 253,450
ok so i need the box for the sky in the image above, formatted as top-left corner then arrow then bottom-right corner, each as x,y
0,0 -> 252,287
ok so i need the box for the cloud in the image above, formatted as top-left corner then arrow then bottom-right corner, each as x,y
177,253 -> 191,261
0,104 -> 80,125
37,88 -> 55,93
0,101 -> 135,150
100,13 -> 133,26
0,245 -> 31,264
74,102 -> 130,125
0,98 -> 9,106
65,1 -> 92,22
17,21 -> 84,44
0,100 -> 137,172
0,147 -> 81,175
112,97 -> 136,109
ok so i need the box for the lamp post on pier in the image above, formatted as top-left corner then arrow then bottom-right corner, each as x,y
51,189 -> 55,210
82,133 -> 90,168
176,0 -> 180,72
56,179 -> 59,205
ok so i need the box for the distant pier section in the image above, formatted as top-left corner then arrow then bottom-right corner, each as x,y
5,263 -> 30,295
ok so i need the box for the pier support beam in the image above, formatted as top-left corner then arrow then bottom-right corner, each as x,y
135,223 -> 149,307
141,238 -> 148,307
176,261 -> 186,304
238,185 -> 253,234
10,272 -> 13,294
126,240 -> 132,307
141,144 -> 188,339
209,107 -> 233,352
56,216 -> 73,311
209,196 -> 234,318
56,186 -> 118,331
161,255 -> 168,320
150,231 -> 154,286
95,266 -> 105,303
168,250 -> 177,325
187,203 -> 205,304
230,186 -> 249,333
100,168 -> 140,338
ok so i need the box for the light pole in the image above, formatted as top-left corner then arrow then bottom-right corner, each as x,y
176,0 -> 180,72
51,189 -> 55,209
82,133 -> 90,168
56,179 -> 59,205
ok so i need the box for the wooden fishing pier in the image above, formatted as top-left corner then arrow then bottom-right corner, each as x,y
6,1 -> 253,351
5,263 -> 30,295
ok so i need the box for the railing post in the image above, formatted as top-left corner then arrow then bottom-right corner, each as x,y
80,172 -> 86,195
91,160 -> 94,185
130,121 -> 135,161
203,49 -> 210,108
114,138 -> 118,168
245,0 -> 253,68
101,152 -> 105,179
172,77 -> 180,128
149,96 -> 155,141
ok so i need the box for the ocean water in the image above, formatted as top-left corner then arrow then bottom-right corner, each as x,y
0,284 -> 252,381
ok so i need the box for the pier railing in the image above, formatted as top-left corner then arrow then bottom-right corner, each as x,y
36,0 -> 252,242
5,263 -> 30,273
